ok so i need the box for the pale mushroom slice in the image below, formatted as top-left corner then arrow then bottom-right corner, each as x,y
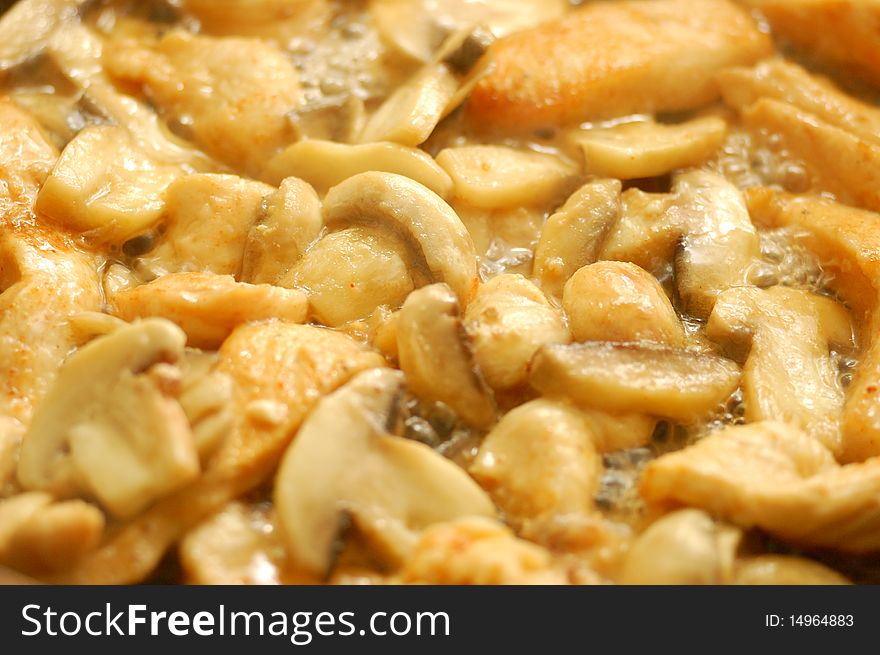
17,318 -> 199,518
111,272 -> 309,349
464,274 -> 570,391
706,286 -> 854,456
240,177 -> 323,286
469,399 -> 601,528
746,188 -> 880,462
261,140 -> 453,198
618,510 -> 740,585
274,368 -> 495,575
533,179 -> 622,299
398,283 -> 497,430
562,261 -> 685,347
672,170 -> 760,318
718,59 -> 880,147
640,421 -> 880,553
34,125 -> 182,244
321,171 -> 478,305
740,97 -> 880,213
358,24 -> 494,146
435,145 -> 579,210
530,342 -> 741,423
569,116 -> 727,180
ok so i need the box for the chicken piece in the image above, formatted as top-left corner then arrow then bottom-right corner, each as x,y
718,60 -> 880,147
464,274 -> 570,390
112,272 -> 308,349
641,421 -> 880,553
105,30 -> 301,176
397,517 -> 567,585
733,556 -> 850,585
180,502 -> 314,585
745,0 -> 880,86
35,125 -> 182,244
470,400 -> 601,527
0,101 -> 103,426
49,323 -> 384,583
144,174 -> 274,278
707,286 -> 853,455
467,0 -> 772,131
563,261 -> 685,347
742,98 -> 880,213
747,188 -> 880,462
0,492 -> 104,576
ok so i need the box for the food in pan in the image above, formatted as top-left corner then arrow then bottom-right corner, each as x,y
1,0 -> 879,585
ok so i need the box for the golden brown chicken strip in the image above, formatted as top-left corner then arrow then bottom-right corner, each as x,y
467,0 -> 772,131
746,0 -> 880,86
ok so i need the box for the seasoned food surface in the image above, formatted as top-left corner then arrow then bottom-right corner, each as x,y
1,0 -> 880,585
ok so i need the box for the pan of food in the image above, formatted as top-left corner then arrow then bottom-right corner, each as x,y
0,0 -> 879,585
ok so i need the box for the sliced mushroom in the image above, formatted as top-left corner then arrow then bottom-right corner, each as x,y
262,139 -> 453,198
274,368 -> 495,574
673,170 -> 760,318
436,145 -> 579,210
143,174 -> 275,278
563,261 -> 685,347
0,491 -> 104,576
0,416 -> 24,497
322,171 -> 478,305
533,179 -> 622,299
111,272 -> 308,349
640,421 -> 880,553
569,116 -> 727,180
707,286 -> 853,455
176,351 -> 233,460
464,274 -> 570,390
530,342 -> 741,423
240,177 -> 323,286
470,399 -> 601,526
618,509 -> 740,585
398,283 -> 496,429
359,19 -> 494,147
17,319 -> 196,513
747,188 -> 880,462
35,125 -> 182,243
